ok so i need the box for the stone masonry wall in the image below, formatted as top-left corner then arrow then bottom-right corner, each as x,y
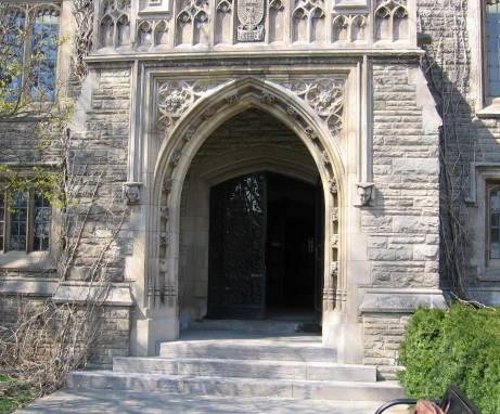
0,293 -> 130,368
367,62 -> 440,289
362,313 -> 411,380
69,66 -> 133,282
418,0 -> 500,293
360,62 -> 441,375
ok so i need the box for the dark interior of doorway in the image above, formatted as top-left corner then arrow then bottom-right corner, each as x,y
207,172 -> 323,325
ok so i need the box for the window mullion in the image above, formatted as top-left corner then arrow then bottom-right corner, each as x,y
27,189 -> 34,253
22,5 -> 32,96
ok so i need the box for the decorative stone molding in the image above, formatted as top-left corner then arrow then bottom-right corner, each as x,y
355,182 -> 374,206
323,287 -> 336,310
333,0 -> 369,8
137,18 -> 170,48
374,0 -> 409,42
280,78 -> 345,137
359,288 -> 446,313
176,0 -> 209,46
332,13 -> 368,43
99,0 -> 131,48
53,282 -> 134,307
123,182 -> 142,205
93,0 -> 417,51
292,0 -> 326,43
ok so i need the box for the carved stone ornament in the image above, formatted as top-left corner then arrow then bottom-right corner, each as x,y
156,79 -> 229,131
163,178 -> 174,194
332,207 -> 339,222
160,206 -> 169,220
355,182 -> 374,206
331,234 -> 339,248
260,92 -> 275,105
123,182 -> 142,205
237,0 -> 265,41
329,178 -> 338,195
281,78 -> 345,137
305,126 -> 319,142
330,261 -> 339,278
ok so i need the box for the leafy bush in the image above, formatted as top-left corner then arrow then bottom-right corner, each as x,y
398,304 -> 500,414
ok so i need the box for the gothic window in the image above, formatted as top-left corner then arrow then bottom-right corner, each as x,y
486,1 -> 500,96
0,3 -> 60,101
488,185 -> 500,260
0,190 -> 52,253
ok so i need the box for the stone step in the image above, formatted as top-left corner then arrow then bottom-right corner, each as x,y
160,330 -> 335,362
68,371 -> 405,401
187,318 -> 319,334
112,356 -> 377,382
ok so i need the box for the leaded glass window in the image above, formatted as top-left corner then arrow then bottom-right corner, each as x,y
33,192 -> 51,251
0,3 -> 60,102
489,186 -> 500,259
9,191 -> 28,251
0,190 -> 51,253
487,1 -> 500,96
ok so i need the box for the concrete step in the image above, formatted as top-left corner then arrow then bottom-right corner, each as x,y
113,356 -> 377,382
68,371 -> 405,401
160,331 -> 335,362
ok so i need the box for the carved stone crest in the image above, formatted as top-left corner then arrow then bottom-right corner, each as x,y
237,0 -> 265,41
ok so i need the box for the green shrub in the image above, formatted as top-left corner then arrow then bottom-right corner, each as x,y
398,304 -> 500,414
0,375 -> 33,413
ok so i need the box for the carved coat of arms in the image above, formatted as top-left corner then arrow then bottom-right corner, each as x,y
237,0 -> 265,41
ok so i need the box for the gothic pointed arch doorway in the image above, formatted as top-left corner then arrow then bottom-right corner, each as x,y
177,109 -> 325,327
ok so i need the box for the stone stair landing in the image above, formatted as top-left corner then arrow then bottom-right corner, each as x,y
68,320 -> 405,402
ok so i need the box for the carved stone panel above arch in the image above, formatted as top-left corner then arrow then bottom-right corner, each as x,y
276,78 -> 345,138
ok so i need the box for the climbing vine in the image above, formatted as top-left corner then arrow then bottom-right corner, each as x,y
418,0 -> 471,298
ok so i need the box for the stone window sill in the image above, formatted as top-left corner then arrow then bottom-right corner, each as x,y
476,98 -> 500,118
0,251 -> 56,272
478,265 -> 500,282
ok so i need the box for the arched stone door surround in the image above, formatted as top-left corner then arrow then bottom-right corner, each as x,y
141,77 -> 350,359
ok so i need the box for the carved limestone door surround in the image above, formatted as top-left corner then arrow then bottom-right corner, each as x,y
133,67 -> 362,358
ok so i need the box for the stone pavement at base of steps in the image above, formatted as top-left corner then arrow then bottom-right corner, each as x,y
15,389 -> 410,414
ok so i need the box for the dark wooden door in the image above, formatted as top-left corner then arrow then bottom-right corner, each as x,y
207,173 -> 267,319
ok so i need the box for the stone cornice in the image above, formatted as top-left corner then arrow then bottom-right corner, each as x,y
84,48 -> 424,65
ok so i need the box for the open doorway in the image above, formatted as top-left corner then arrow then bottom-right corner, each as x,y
207,172 -> 323,323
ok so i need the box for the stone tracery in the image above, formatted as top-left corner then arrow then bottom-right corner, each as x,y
280,78 -> 345,137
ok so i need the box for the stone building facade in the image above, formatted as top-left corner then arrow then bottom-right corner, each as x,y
0,0 -> 498,376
